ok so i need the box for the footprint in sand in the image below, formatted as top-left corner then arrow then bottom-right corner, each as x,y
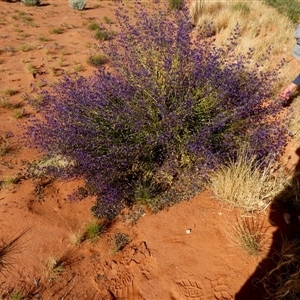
210,277 -> 233,300
176,279 -> 207,300
109,274 -> 142,300
175,277 -> 233,300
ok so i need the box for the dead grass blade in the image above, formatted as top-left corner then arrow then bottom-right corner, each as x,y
0,227 -> 32,275
226,213 -> 269,256
261,238 -> 300,299
46,247 -> 81,281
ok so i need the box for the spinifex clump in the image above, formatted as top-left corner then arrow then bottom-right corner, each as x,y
27,4 -> 288,219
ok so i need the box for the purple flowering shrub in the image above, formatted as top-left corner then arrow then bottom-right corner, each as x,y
27,5 -> 289,219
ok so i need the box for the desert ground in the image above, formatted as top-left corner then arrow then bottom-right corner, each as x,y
0,0 -> 300,299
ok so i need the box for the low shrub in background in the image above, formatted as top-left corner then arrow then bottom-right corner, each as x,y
21,0 -> 41,6
26,4 -> 289,219
69,0 -> 86,11
87,54 -> 108,67
264,0 -> 300,24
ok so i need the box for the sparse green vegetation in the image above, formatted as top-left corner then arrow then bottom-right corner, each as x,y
94,28 -> 115,41
264,0 -> 300,24
169,0 -> 183,10
0,98 -> 14,109
0,175 -> 22,189
87,53 -> 108,66
38,35 -> 49,42
103,16 -> 113,24
80,219 -> 109,243
73,62 -> 85,72
46,249 -> 78,281
49,27 -> 64,34
25,63 -> 36,74
2,88 -> 18,97
19,44 -> 35,52
112,232 -> 130,253
12,109 -> 26,119
88,21 -> 99,31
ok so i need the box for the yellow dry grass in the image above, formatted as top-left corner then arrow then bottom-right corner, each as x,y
207,148 -> 293,212
226,213 -> 269,256
189,0 -> 297,87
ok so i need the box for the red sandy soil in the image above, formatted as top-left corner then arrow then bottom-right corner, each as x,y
0,1 -> 299,299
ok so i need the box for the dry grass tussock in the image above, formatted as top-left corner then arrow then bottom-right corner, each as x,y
189,0 -> 296,83
207,148 -> 293,212
226,213 -> 269,256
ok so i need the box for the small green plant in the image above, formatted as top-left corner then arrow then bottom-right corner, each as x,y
17,10 -> 26,16
87,54 -> 108,67
112,233 -> 130,253
38,35 -> 49,42
25,63 -> 36,75
21,0 -> 41,6
19,44 -> 34,52
50,27 -> 64,34
0,175 -> 22,189
20,14 -> 33,24
69,0 -> 86,10
57,57 -> 65,67
49,66 -> 58,77
73,63 -> 85,72
46,248 -> 78,281
228,214 -> 268,256
0,98 -> 15,109
94,28 -> 114,41
19,33 -> 32,39
88,21 -> 99,31
12,109 -> 26,119
103,16 -> 113,24
10,292 -> 23,300
134,180 -> 159,206
2,88 -> 18,97
169,0 -> 183,10
82,221 -> 99,243
81,219 -> 109,243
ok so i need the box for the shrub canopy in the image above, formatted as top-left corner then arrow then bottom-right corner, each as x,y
27,4 -> 289,218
